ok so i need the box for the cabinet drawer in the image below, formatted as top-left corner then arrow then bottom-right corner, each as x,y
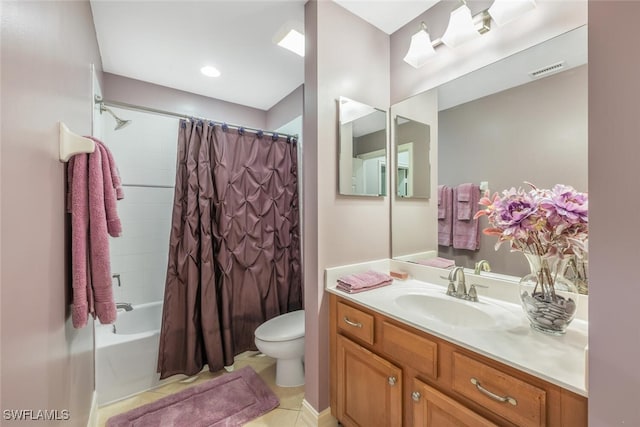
412,378 -> 497,427
337,302 -> 375,345
452,352 -> 546,427
381,321 -> 438,379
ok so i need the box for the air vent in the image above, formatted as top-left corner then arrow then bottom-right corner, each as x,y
528,61 -> 565,79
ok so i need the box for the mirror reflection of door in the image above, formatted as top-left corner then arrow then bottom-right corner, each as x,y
397,143 -> 413,197
395,116 -> 430,199
338,96 -> 388,196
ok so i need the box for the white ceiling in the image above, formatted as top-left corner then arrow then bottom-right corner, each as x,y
90,0 -> 307,111
90,1 -> 437,111
91,1 -> 584,114
332,0 -> 440,34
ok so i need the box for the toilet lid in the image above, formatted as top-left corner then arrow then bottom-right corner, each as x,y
255,310 -> 305,342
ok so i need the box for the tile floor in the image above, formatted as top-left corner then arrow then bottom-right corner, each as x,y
97,351 -> 306,427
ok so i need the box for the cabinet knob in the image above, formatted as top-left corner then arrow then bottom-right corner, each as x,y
411,391 -> 421,402
388,376 -> 397,386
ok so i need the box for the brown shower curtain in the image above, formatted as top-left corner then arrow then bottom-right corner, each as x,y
157,120 -> 302,379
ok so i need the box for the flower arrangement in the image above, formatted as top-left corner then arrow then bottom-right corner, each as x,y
474,182 -> 588,260
474,183 -> 588,334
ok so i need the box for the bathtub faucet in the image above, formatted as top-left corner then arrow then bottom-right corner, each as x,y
116,302 -> 133,312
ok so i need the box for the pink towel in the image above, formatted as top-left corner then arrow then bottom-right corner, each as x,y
438,186 -> 453,246
90,138 -> 123,237
452,184 -> 480,251
415,257 -> 456,269
336,281 -> 392,294
67,139 -> 123,328
337,270 -> 393,293
437,185 -> 446,219
456,183 -> 474,220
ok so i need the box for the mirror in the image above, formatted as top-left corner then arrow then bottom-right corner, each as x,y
338,96 -> 388,196
391,26 -> 588,279
395,116 -> 431,199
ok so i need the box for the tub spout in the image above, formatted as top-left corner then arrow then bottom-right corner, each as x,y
116,302 -> 133,312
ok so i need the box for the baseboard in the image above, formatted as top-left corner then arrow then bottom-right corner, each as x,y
298,399 -> 338,427
86,391 -> 98,427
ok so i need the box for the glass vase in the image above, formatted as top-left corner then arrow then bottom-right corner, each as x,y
519,253 -> 578,335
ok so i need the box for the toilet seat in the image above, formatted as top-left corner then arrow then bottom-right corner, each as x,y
255,310 -> 304,342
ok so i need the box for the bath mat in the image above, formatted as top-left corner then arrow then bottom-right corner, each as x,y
106,366 -> 279,427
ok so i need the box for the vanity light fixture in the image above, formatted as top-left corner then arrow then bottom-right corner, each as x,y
403,22 -> 436,69
277,29 -> 305,57
200,65 -> 221,78
441,1 -> 480,48
403,0 -> 535,68
488,0 -> 537,27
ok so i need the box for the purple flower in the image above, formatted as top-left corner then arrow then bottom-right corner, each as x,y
540,184 -> 588,228
491,188 -> 539,240
478,183 -> 588,258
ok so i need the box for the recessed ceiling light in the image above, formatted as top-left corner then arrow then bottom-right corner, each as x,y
277,29 -> 305,57
200,66 -> 221,77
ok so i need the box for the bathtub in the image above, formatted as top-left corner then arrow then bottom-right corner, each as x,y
96,301 -> 176,405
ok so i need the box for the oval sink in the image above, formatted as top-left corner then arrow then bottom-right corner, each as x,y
394,293 -> 516,330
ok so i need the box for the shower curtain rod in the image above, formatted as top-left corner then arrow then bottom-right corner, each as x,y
101,99 -> 299,140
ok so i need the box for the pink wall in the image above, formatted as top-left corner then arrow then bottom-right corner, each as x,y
588,2 -> 640,424
303,0 -> 390,412
103,73 -> 267,129
1,1 -> 102,425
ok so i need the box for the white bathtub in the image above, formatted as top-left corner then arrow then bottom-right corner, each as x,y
95,301 -> 176,405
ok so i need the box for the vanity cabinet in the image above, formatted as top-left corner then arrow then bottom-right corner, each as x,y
329,294 -> 587,427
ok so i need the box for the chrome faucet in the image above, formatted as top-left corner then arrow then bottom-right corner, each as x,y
447,266 -> 467,299
446,267 -> 485,302
474,260 -> 491,275
116,302 -> 133,312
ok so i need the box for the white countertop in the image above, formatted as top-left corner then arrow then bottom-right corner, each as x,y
326,260 -> 588,397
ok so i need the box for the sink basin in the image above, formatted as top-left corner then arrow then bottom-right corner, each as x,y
393,293 -> 516,329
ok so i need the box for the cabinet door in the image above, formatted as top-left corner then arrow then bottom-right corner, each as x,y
412,378 -> 497,427
336,334 -> 402,427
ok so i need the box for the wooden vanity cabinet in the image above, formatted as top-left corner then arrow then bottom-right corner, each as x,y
329,294 -> 588,427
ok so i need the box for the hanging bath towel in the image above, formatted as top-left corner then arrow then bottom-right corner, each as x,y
452,183 -> 480,250
67,137 -> 123,328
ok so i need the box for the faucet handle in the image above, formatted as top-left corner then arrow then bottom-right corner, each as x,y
467,284 -> 488,302
446,281 -> 456,296
467,285 -> 479,302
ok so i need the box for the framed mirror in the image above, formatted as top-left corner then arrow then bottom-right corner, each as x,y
395,115 -> 430,199
338,96 -> 388,197
391,25 -> 588,279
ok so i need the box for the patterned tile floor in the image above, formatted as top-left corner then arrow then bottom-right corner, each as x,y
97,351 -> 306,426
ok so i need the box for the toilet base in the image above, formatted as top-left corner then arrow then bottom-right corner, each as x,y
275,357 -> 305,387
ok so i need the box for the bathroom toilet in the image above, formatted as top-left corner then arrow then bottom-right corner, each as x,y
254,310 -> 305,387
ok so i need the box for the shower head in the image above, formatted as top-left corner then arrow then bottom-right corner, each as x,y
95,95 -> 131,130
100,104 -> 132,130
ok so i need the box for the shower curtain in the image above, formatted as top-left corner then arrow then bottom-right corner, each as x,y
157,120 -> 302,379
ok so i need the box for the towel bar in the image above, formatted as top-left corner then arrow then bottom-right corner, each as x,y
59,122 -> 95,162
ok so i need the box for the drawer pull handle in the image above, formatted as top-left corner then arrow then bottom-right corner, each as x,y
388,376 -> 397,386
470,378 -> 517,406
343,317 -> 363,328
412,391 -> 421,402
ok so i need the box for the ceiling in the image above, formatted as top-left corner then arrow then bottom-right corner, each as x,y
332,0 -> 439,34
90,1 -> 437,111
